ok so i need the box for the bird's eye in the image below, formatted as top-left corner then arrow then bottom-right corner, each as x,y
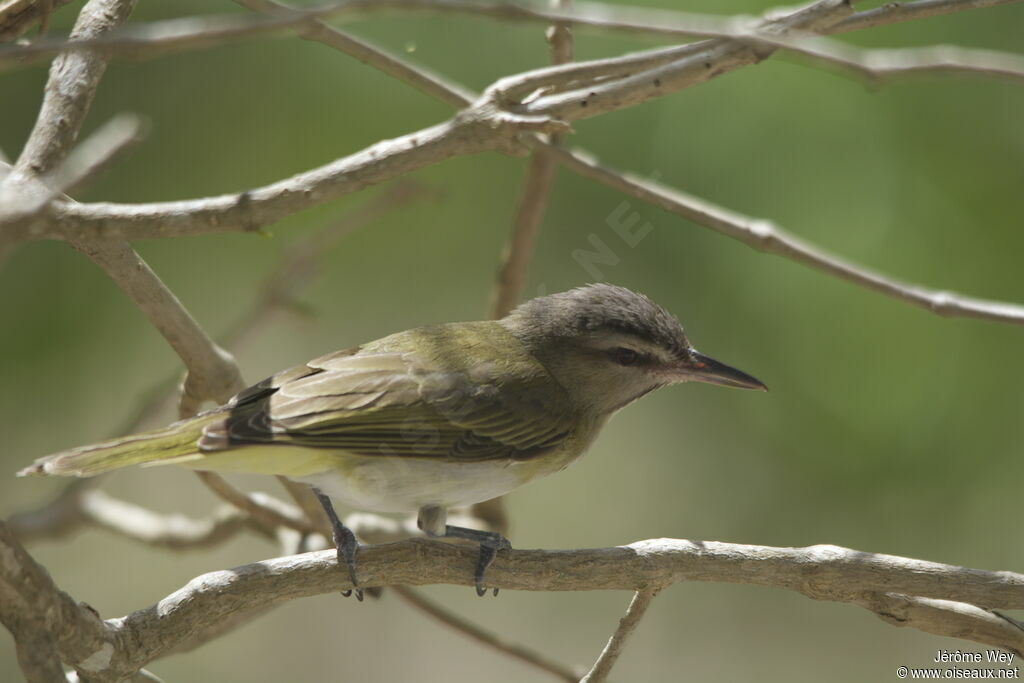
614,347 -> 640,366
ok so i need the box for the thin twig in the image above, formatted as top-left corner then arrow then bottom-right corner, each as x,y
195,471 -> 315,535
392,585 -> 581,682
546,145 -> 1024,325
580,586 -> 662,683
773,37 -> 1024,85
68,239 -> 246,416
834,0 -> 1021,33
276,476 -> 331,540
233,0 -> 474,109
6,0 -> 1020,88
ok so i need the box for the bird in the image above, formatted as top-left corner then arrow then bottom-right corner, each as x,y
19,283 -> 766,599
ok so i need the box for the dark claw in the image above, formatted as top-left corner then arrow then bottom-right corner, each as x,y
472,534 -> 511,597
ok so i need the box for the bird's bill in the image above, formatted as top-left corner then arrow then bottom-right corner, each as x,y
674,351 -> 768,391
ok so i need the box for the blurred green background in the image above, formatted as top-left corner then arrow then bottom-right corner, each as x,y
3,1 -> 1023,681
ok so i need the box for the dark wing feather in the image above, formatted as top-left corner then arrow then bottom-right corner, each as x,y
199,342 -> 573,462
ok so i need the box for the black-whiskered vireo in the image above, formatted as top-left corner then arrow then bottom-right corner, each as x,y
20,284 -> 766,599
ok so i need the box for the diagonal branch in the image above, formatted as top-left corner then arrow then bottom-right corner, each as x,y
392,586 -> 581,681
580,586 -> 662,683
546,145 -> 1024,325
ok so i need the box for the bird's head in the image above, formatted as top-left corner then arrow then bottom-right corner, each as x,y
501,284 -> 766,416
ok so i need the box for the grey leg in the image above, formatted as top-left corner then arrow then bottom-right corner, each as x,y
312,487 -> 363,601
418,505 -> 510,597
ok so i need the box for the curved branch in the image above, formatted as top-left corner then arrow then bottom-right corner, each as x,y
79,538 -> 1023,679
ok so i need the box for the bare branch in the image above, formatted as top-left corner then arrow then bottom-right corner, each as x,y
66,538 -> 1024,679
0,0 -> 76,40
546,145 -> 1024,325
8,109 -> 565,245
67,239 -> 246,414
0,520 -> 114,682
276,476 -> 332,540
233,0 -> 475,109
580,586 -> 662,683
834,0 -> 1022,32
392,585 -> 582,682
77,490 -> 260,550
858,593 -> 1024,657
774,37 -> 1024,85
0,4 -> 368,73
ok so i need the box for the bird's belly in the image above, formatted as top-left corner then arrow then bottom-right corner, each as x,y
292,453 -> 541,513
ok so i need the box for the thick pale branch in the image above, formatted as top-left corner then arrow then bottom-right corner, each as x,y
79,538 -> 1024,678
0,521 -> 115,681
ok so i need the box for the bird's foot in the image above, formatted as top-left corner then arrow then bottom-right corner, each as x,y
444,525 -> 511,597
335,527 -> 363,602
312,487 -> 364,601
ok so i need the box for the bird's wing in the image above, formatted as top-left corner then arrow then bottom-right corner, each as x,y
199,347 -> 573,462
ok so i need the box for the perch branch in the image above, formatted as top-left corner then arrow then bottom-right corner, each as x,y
22,537 -> 1021,680
580,586 -> 662,683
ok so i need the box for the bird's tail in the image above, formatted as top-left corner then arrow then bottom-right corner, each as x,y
17,411 -> 222,478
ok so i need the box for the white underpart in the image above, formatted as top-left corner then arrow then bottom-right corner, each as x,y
294,456 -> 531,513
